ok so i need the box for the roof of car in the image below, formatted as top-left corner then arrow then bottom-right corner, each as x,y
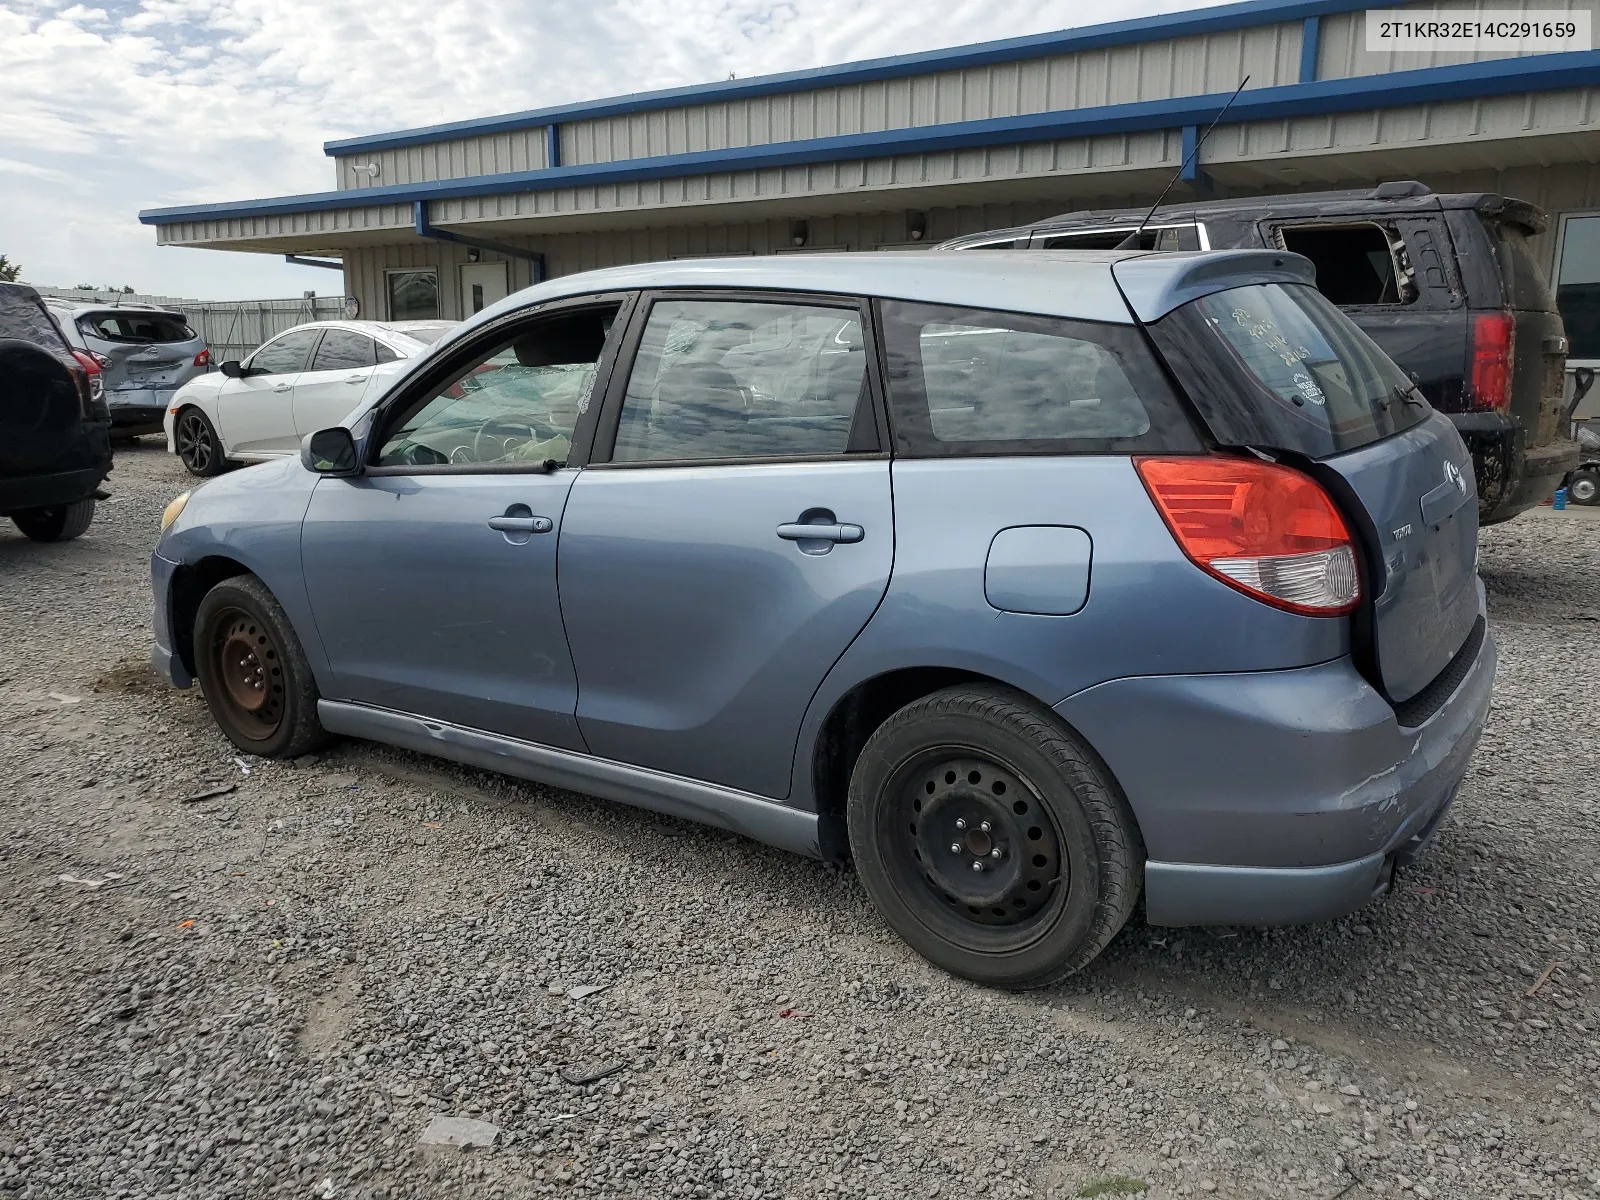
42,298 -> 188,317
469,249 -> 1312,330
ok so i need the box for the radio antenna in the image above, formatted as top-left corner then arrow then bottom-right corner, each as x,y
1117,75 -> 1250,250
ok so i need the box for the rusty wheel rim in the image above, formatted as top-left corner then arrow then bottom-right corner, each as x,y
207,606 -> 284,741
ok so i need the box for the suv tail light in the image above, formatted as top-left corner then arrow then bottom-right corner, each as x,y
1470,312 -> 1514,411
194,348 -> 211,367
69,348 -> 108,413
1135,456 -> 1361,616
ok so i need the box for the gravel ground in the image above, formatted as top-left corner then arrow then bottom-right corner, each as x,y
1,442 -> 1596,1200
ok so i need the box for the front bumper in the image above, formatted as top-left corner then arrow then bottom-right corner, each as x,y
150,549 -> 192,688
1055,601 -> 1496,927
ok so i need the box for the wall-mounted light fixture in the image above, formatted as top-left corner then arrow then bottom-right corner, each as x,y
789,220 -> 809,248
908,211 -> 929,241
350,162 -> 381,180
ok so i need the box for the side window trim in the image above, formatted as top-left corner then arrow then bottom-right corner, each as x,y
363,291 -> 638,475
586,288 -> 887,469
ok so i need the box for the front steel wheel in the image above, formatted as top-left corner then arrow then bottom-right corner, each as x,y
194,575 -> 330,758
176,408 -> 226,477
848,685 -> 1143,988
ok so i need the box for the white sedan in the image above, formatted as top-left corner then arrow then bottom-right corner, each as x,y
164,320 -> 455,476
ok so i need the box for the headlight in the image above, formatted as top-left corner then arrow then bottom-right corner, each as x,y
161,491 -> 190,533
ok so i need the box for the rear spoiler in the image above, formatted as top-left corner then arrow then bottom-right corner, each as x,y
1112,250 -> 1317,323
1474,195 -> 1546,236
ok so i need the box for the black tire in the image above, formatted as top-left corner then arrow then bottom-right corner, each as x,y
193,575 -> 331,758
1567,467 -> 1600,507
175,406 -> 227,477
847,684 -> 1143,988
12,498 -> 95,542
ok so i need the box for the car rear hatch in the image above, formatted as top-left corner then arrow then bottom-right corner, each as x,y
74,308 -> 204,396
1128,260 -> 1480,705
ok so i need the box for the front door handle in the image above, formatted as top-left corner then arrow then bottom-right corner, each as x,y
271,383 -> 292,393
777,522 -> 864,544
344,374 -> 369,385
488,515 -> 553,534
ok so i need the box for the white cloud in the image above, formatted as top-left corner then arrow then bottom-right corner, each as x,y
0,0 -> 1225,298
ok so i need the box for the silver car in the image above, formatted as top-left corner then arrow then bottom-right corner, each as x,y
47,300 -> 209,439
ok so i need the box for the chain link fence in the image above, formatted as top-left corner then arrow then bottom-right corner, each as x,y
32,287 -> 353,365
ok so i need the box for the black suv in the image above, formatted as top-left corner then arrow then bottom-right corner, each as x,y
0,283 -> 112,542
941,183 -> 1579,524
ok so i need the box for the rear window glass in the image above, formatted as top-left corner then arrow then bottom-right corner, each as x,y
1148,282 -> 1430,458
79,311 -> 196,344
1485,220 -> 1557,312
878,300 -> 1201,457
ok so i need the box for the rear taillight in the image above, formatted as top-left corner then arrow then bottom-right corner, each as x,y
194,348 -> 211,367
1470,312 -> 1514,411
1136,456 -> 1361,616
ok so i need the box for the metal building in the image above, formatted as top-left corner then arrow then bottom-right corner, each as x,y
139,0 -> 1600,372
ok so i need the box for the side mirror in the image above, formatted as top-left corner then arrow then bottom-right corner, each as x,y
301,427 -> 359,476
219,359 -> 245,378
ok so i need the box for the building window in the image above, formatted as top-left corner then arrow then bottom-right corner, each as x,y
1556,213 -> 1600,360
386,269 -> 439,321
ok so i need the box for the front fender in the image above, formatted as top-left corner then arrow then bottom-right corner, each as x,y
156,457 -> 331,688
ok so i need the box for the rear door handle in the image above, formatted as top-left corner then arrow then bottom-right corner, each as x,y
271,383 -> 292,393
344,374 -> 369,385
777,522 -> 863,544
488,515 -> 553,534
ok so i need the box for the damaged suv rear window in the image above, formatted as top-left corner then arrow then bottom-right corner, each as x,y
79,311 -> 196,344
1148,282 -> 1430,458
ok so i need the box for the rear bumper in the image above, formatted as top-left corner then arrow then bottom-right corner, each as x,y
1451,410 -> 1579,521
0,464 -> 111,516
150,549 -> 192,688
106,401 -> 169,436
1055,594 -> 1495,927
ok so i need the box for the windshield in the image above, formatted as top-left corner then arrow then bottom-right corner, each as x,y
1147,282 -> 1430,458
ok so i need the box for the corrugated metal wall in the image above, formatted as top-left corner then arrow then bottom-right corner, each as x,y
335,128 -> 552,192
1318,0 -> 1599,79
341,160 -> 1600,324
155,204 -> 412,247
559,26 -> 1297,167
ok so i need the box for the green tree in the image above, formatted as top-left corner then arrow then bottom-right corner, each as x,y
0,255 -> 20,283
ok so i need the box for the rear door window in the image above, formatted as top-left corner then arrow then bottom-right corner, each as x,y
1556,213 -> 1600,357
877,301 -> 1200,456
1147,282 -> 1431,458
79,311 -> 196,343
310,330 -> 377,371
609,298 -> 868,463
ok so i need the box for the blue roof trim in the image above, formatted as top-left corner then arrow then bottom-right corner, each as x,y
322,0 -> 1372,157
143,51 -> 1600,226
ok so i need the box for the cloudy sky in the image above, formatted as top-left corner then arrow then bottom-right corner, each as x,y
1,0 -> 1220,300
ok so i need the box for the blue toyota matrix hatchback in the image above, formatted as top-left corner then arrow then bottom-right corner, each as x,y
151,250 -> 1493,987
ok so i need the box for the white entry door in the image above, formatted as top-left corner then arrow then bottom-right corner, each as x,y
461,262 -> 509,318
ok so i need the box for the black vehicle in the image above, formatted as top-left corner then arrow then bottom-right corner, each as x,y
941,182 -> 1579,524
0,282 -> 112,542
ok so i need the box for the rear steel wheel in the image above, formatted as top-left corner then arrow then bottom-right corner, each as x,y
848,685 -> 1142,987
177,408 -> 226,477
895,754 -> 1063,932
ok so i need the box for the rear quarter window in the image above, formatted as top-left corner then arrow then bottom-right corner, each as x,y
1148,282 -> 1431,458
878,300 -> 1201,456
